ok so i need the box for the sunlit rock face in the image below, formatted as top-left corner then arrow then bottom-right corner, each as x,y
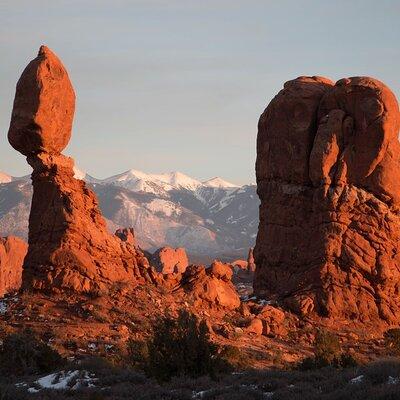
0,236 -> 27,296
254,76 -> 400,324
8,46 -> 156,294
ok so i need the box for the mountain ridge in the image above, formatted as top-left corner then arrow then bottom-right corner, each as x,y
0,168 -> 258,261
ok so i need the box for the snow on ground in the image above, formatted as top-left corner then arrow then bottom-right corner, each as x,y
0,300 -> 7,315
16,370 -> 98,392
192,385 -> 274,399
350,375 -> 364,384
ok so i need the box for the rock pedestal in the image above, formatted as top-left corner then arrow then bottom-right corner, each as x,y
8,46 -> 154,294
254,76 -> 400,324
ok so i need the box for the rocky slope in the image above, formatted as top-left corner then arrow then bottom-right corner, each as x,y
0,171 -> 258,260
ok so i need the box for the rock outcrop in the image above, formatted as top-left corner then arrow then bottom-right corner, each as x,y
254,76 -> 400,324
181,263 -> 240,309
115,228 -> 137,247
8,46 -> 154,294
151,247 -> 189,274
247,248 -> 256,272
0,236 -> 27,296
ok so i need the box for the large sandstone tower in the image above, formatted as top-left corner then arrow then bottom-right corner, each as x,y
8,46 -> 154,295
254,76 -> 400,324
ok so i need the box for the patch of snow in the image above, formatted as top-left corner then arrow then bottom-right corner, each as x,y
388,376 -> 399,385
350,375 -> 364,384
192,386 -> 233,399
258,299 -> 273,306
206,219 -> 214,225
145,199 -> 182,217
18,370 -> 98,392
0,301 -> 7,315
36,370 -> 98,390
36,370 -> 80,390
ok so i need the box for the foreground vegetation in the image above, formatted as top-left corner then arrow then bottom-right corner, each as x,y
1,358 -> 400,400
2,314 -> 400,399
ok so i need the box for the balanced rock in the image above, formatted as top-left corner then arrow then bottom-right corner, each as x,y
0,236 -> 27,296
8,46 -> 75,156
151,247 -> 189,274
8,46 -> 155,294
254,76 -> 400,324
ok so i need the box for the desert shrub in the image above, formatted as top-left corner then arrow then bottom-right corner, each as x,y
314,330 -> 341,363
362,360 -> 400,385
127,339 -> 149,369
218,345 -> 251,370
0,331 -> 63,376
298,330 -> 357,370
144,310 -> 225,382
384,328 -> 400,356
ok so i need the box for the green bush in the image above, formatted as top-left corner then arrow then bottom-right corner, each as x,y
218,345 -> 250,370
0,331 -> 63,376
314,330 -> 341,364
143,310 -> 226,382
127,339 -> 149,370
298,330 -> 357,370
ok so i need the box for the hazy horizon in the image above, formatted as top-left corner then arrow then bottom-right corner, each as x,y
1,0 -> 399,185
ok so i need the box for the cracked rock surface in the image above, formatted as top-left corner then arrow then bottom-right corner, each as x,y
254,76 -> 400,325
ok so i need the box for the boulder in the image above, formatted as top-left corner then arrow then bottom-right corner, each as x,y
8,46 -> 155,294
209,261 -> 233,281
0,236 -> 27,296
151,247 -> 189,274
254,76 -> 400,325
181,264 -> 240,309
245,317 -> 263,335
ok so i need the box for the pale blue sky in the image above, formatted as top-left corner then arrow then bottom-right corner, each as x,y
1,0 -> 399,184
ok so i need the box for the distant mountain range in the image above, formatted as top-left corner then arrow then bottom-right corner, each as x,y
0,169 -> 259,261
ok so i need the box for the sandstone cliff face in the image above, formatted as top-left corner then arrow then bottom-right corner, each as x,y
254,76 -> 400,324
0,236 -> 27,296
8,46 -> 154,294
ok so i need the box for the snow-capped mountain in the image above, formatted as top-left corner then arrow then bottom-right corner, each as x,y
202,177 -> 239,189
102,169 -> 209,194
0,168 -> 259,260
